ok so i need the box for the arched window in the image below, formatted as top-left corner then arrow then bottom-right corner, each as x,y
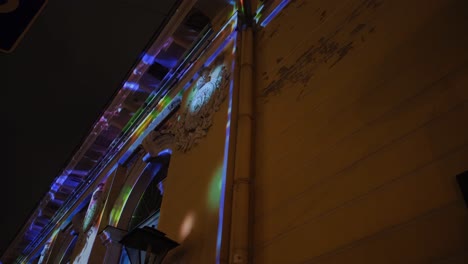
119,150 -> 171,264
127,151 -> 170,231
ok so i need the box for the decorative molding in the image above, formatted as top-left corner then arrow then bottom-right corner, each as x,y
141,97 -> 182,157
141,60 -> 230,154
143,130 -> 176,157
168,62 -> 230,152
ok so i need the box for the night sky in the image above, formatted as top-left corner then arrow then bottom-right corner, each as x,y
0,0 -> 176,255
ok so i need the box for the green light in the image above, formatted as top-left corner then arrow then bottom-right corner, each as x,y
109,185 -> 133,226
208,165 -> 224,211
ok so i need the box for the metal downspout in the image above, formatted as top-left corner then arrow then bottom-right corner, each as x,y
229,1 -> 255,263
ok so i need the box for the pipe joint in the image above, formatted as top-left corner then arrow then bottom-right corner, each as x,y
233,178 -> 251,185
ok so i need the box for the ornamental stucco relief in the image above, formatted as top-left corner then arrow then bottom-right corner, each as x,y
143,59 -> 230,154
171,62 -> 230,152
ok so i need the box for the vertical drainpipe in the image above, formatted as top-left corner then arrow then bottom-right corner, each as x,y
229,0 -> 254,263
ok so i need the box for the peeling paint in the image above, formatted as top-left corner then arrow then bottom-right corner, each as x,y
350,23 -> 366,36
260,0 -> 383,101
320,10 -> 327,22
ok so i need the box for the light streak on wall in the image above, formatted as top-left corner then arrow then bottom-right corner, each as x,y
254,3 -> 265,23
216,34 -> 237,264
259,0 -> 291,27
126,92 -> 179,149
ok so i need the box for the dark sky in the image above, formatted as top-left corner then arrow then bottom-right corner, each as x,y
0,0 -> 176,255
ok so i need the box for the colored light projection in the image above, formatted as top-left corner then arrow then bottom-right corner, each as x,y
170,37 -> 236,264
13,7 -> 244,264
37,229 -> 59,264
208,165 -> 224,211
178,17 -> 238,264
109,155 -> 161,228
101,10 -> 239,264
20,1 -> 295,262
215,40 -> 236,264
257,0 -> 291,27
72,226 -> 99,264
129,94 -> 176,143
108,11 -> 238,227
109,184 -> 132,227
187,64 -> 226,114
109,12 -> 237,229
72,182 -> 107,264
81,183 -> 105,233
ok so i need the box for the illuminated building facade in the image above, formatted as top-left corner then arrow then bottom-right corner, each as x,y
3,0 -> 468,263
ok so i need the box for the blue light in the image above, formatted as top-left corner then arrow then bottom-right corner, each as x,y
158,148 -> 172,156
142,53 -> 155,65
216,33 -> 237,264
142,152 -> 152,162
123,82 -> 140,91
51,183 -> 60,192
158,181 -> 164,195
119,150 -> 133,164
155,57 -> 179,69
205,32 -> 236,67
260,0 -> 290,27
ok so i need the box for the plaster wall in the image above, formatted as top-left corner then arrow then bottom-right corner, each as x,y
253,0 -> 468,263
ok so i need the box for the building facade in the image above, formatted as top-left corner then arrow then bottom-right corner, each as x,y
2,0 -> 468,263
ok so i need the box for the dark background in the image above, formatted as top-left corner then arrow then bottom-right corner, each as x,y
0,0 -> 176,255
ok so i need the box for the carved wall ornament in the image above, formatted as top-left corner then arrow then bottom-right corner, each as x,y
167,60 -> 230,152
143,129 -> 176,156
141,97 -> 182,156
141,56 -> 231,155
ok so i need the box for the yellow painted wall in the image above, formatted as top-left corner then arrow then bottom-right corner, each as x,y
157,53 -> 234,263
253,0 -> 468,263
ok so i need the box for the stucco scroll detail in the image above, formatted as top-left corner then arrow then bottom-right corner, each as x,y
142,59 -> 230,154
141,97 -> 182,156
169,62 -> 230,152
142,130 -> 177,156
